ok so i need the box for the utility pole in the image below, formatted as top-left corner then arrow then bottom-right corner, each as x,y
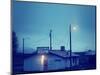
49,29 -> 52,50
69,24 -> 72,70
23,38 -> 24,54
22,38 -> 24,72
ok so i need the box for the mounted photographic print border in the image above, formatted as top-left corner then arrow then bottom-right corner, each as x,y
12,0 -> 96,75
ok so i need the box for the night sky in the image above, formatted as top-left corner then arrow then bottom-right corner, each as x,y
12,1 -> 96,53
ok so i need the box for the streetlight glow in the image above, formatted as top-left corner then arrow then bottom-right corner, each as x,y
41,55 -> 45,65
72,26 -> 77,31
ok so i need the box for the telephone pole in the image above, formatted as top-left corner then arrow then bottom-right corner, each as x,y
69,24 -> 72,70
22,38 -> 24,72
49,29 -> 52,50
23,38 -> 24,54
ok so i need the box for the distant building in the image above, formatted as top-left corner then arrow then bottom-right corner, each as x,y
78,50 -> 96,69
36,46 -> 79,69
37,47 -> 49,54
49,50 -> 79,68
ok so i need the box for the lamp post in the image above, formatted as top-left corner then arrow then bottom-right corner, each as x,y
22,38 -> 24,55
69,24 -> 72,70
22,37 -> 30,54
49,29 -> 52,50
40,54 -> 48,71
22,38 -> 24,72
69,24 -> 77,70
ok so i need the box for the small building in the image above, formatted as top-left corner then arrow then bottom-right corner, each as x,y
37,47 -> 49,54
77,50 -> 96,69
49,50 -> 79,68
37,46 -> 79,69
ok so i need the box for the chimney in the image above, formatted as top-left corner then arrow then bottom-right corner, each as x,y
60,46 -> 65,51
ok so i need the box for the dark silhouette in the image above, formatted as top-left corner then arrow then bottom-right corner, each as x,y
12,31 -> 18,54
12,31 -> 24,74
12,31 -> 19,74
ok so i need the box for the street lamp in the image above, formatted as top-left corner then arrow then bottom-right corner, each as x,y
72,26 -> 77,31
69,24 -> 72,70
41,55 -> 45,65
49,29 -> 52,50
22,38 -> 24,54
40,54 -> 48,71
22,37 -> 30,54
69,24 -> 77,70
